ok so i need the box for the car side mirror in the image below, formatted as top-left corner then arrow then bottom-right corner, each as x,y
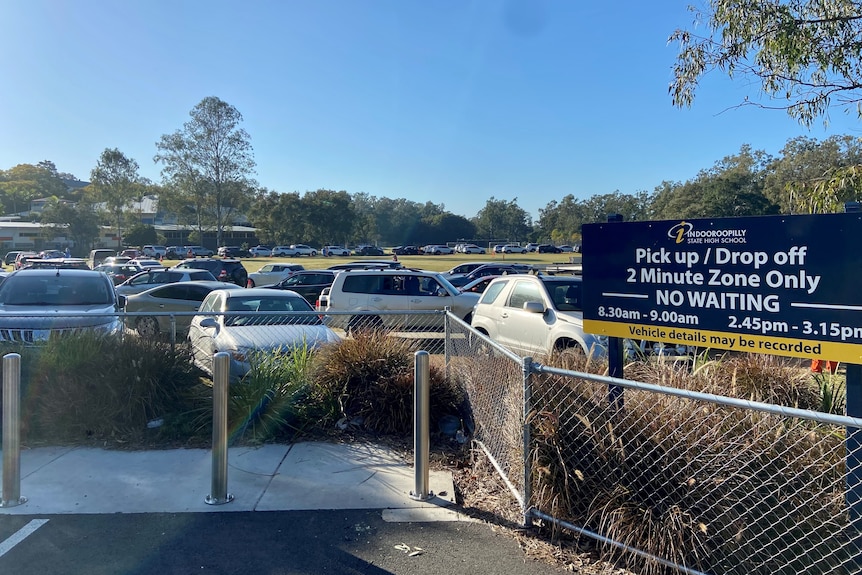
200,317 -> 219,329
117,295 -> 126,309
523,301 -> 545,314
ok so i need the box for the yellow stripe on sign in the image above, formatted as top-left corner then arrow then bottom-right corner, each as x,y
584,319 -> 862,364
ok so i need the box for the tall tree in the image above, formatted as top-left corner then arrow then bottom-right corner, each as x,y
155,96 -> 256,247
0,162 -> 68,215
90,149 -> 146,249
670,1 -> 862,126
39,198 -> 100,254
473,197 -> 532,241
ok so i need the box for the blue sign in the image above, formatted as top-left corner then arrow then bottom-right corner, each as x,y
582,213 -> 862,362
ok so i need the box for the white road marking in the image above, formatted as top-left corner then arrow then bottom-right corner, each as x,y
0,519 -> 49,558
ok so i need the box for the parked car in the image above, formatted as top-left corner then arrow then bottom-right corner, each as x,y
558,245 -> 574,252
264,269 -> 337,304
355,245 -> 385,256
14,251 -> 38,270
524,243 -> 540,252
172,258 -> 248,287
327,260 -> 403,271
120,248 -> 142,259
4,251 -> 21,267
248,245 -> 273,257
458,275 -> 502,294
102,256 -> 132,265
460,244 -> 486,254
422,244 -> 454,255
391,245 -> 419,256
446,263 -> 532,287
470,273 -> 607,359
271,245 -> 297,257
142,245 -> 167,258
165,246 -> 185,259
218,245 -> 250,258
322,268 -> 480,333
246,263 -> 305,287
188,288 -> 341,380
94,263 -> 143,285
444,262 -> 486,276
537,244 -> 562,253
184,245 -> 214,257
500,244 -> 527,254
115,268 -> 217,296
290,244 -> 318,256
123,280 -> 242,337
0,269 -> 123,343
323,245 -> 351,256
127,258 -> 164,269
37,249 -> 65,259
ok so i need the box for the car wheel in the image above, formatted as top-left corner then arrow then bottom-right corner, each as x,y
310,251 -> 317,256
136,316 -> 160,337
347,314 -> 384,336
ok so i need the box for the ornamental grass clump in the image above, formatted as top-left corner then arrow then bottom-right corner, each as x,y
310,332 -> 465,435
223,343 -> 323,444
13,334 -> 202,445
528,352 -> 848,575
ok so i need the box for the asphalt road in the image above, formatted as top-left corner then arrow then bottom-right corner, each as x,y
1,510 -> 573,575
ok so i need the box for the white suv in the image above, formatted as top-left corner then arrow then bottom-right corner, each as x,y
323,268 -> 480,333
470,273 -> 607,359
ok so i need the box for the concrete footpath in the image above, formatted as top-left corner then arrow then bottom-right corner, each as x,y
0,442 -> 579,574
0,442 -> 460,517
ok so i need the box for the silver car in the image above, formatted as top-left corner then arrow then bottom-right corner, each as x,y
115,268 -> 217,296
0,269 -> 123,343
188,288 -> 341,380
470,274 -> 607,359
123,280 -> 242,337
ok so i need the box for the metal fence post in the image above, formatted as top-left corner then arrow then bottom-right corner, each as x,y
522,356 -> 533,527
1,353 -> 26,508
169,314 -> 177,351
846,362 -> 862,572
205,352 -> 233,505
410,350 -> 433,500
443,309 -> 451,381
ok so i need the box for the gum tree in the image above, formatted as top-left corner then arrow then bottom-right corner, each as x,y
670,0 -> 862,127
155,97 -> 256,247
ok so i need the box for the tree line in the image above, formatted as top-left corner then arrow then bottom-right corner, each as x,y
1,98 -> 861,251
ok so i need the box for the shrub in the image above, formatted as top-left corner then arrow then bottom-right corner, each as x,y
310,332 -> 465,435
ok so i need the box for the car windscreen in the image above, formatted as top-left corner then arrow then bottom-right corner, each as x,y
223,296 -> 321,326
0,274 -> 114,306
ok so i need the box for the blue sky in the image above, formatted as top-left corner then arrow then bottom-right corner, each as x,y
2,1 -> 860,220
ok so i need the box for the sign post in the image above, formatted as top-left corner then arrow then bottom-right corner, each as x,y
582,213 -> 862,569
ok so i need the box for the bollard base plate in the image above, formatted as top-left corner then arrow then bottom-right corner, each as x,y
204,493 -> 234,506
409,490 -> 434,501
0,496 -> 27,508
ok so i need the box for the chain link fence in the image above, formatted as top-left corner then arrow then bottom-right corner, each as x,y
442,312 -> 862,575
3,307 -> 862,574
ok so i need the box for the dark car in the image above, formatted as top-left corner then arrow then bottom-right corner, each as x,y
94,263 -> 144,285
265,269 -> 337,304
355,245 -> 385,256
537,244 -> 562,253
218,245 -> 251,258
391,245 -> 419,256
446,263 -> 532,287
172,258 -> 248,287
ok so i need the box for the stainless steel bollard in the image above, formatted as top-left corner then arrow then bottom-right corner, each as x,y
410,350 -> 433,500
205,352 -> 234,505
1,353 -> 26,507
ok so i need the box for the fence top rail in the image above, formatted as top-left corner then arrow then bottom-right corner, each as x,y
532,361 -> 862,428
0,309 -> 447,318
